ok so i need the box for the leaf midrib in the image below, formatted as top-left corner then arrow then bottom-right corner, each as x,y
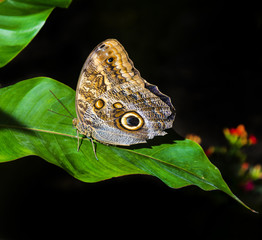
0,124 -> 77,139
125,148 -> 219,190
0,123 -> 221,190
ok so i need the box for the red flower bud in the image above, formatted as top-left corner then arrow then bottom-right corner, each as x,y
249,135 -> 258,145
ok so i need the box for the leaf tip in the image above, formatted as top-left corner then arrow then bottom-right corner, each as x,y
234,196 -> 258,214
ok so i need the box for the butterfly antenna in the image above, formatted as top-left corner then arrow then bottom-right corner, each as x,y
49,90 -> 98,160
49,90 -> 74,118
48,109 -> 73,119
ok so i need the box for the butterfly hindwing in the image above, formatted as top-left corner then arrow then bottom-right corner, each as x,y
73,39 -> 175,146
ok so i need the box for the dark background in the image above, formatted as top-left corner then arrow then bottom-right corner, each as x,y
1,0 -> 262,239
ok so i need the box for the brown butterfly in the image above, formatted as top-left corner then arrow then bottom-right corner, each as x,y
73,39 -> 175,153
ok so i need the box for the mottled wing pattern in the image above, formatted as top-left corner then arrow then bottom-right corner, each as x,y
74,39 -> 175,145
75,39 -> 143,121
84,82 -> 175,145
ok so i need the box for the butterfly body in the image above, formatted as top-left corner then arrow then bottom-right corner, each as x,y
73,39 -> 175,146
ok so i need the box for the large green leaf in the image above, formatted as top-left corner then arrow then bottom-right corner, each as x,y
0,77 -> 256,212
0,0 -> 72,67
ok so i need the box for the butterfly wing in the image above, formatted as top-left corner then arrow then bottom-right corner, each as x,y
75,39 -> 175,145
75,39 -> 144,122
83,82 -> 174,145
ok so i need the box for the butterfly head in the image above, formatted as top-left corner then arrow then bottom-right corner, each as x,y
73,118 -> 92,137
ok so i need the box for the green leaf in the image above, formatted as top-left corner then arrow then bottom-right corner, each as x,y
0,0 -> 72,67
0,77 -> 256,213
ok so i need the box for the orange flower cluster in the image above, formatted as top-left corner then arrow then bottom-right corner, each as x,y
223,124 -> 257,147
198,124 -> 259,192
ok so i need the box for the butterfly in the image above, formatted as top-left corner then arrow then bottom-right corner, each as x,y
72,39 -> 175,153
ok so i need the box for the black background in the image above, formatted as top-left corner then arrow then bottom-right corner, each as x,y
1,0 -> 262,239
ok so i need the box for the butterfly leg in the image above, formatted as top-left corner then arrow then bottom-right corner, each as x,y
77,129 -> 80,152
90,138 -> 98,161
77,131 -> 98,160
